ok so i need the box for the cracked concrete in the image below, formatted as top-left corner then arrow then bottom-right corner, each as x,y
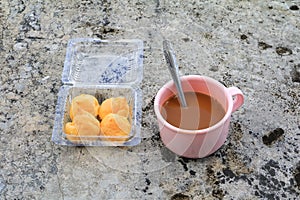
0,0 -> 299,199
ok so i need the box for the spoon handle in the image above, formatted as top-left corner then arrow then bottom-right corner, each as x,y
163,40 -> 187,107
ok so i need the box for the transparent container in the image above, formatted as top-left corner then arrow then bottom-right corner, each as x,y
52,38 -> 143,146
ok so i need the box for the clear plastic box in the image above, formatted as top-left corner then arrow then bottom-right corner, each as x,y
52,38 -> 143,146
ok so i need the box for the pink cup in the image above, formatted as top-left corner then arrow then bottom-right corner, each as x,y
154,75 -> 244,158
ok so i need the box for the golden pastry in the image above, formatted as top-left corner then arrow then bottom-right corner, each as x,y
65,110 -> 101,141
69,94 -> 99,120
100,113 -> 131,142
98,97 -> 129,119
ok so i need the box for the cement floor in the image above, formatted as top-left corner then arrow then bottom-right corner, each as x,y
0,0 -> 299,199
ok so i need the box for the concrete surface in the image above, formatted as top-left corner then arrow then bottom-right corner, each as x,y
0,0 -> 299,199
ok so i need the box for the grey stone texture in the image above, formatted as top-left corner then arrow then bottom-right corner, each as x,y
0,0 -> 299,199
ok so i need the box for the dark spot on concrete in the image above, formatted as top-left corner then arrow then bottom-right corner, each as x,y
266,160 -> 280,169
268,167 -> 276,176
142,96 -> 155,112
206,165 -> 226,198
161,146 -> 176,162
182,38 -> 190,42
259,174 -> 272,187
102,27 -> 118,34
204,33 -> 213,39
231,121 -> 243,142
289,177 -> 294,185
249,130 -> 260,137
142,186 -> 149,193
271,178 -> 279,186
171,193 -> 190,200
145,178 -> 151,186
103,17 -> 110,26
255,190 -> 277,200
178,158 -> 188,171
262,128 -> 284,146
209,65 -> 219,72
258,41 -> 272,50
223,168 -> 236,178
276,47 -> 292,56
189,170 -> 196,176
21,11 -> 41,32
240,34 -> 248,40
206,166 -> 214,177
50,83 -> 59,94
291,64 -> 300,83
154,0 -> 162,13
290,5 -> 299,10
142,131 -> 161,147
212,189 -> 225,199
268,6 -> 273,9
40,185 -> 45,190
294,164 -> 300,188
16,1 -> 26,13
141,120 -> 148,128
222,72 -> 233,87
254,160 -> 288,199
240,175 -> 253,185
295,173 -> 300,188
92,26 -> 122,39
282,193 -> 287,198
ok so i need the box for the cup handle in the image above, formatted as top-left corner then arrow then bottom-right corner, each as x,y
227,87 -> 244,113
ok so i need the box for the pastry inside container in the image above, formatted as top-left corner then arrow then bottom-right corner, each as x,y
62,87 -> 135,143
52,38 -> 143,146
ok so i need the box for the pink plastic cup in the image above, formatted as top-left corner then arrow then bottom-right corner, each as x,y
154,75 -> 244,158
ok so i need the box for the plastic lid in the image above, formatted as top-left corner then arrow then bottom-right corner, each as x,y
62,38 -> 143,86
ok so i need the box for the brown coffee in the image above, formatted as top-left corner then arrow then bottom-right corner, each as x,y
161,92 -> 225,130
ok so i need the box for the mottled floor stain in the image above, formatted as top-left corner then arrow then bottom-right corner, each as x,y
262,128 -> 285,146
276,47 -> 293,56
171,193 -> 190,200
291,64 -> 300,83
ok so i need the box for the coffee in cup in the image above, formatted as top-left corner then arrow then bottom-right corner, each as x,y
154,75 -> 244,158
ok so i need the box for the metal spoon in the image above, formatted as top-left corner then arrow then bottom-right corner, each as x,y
163,40 -> 187,107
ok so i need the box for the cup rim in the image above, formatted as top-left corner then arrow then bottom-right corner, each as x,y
154,75 -> 233,134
